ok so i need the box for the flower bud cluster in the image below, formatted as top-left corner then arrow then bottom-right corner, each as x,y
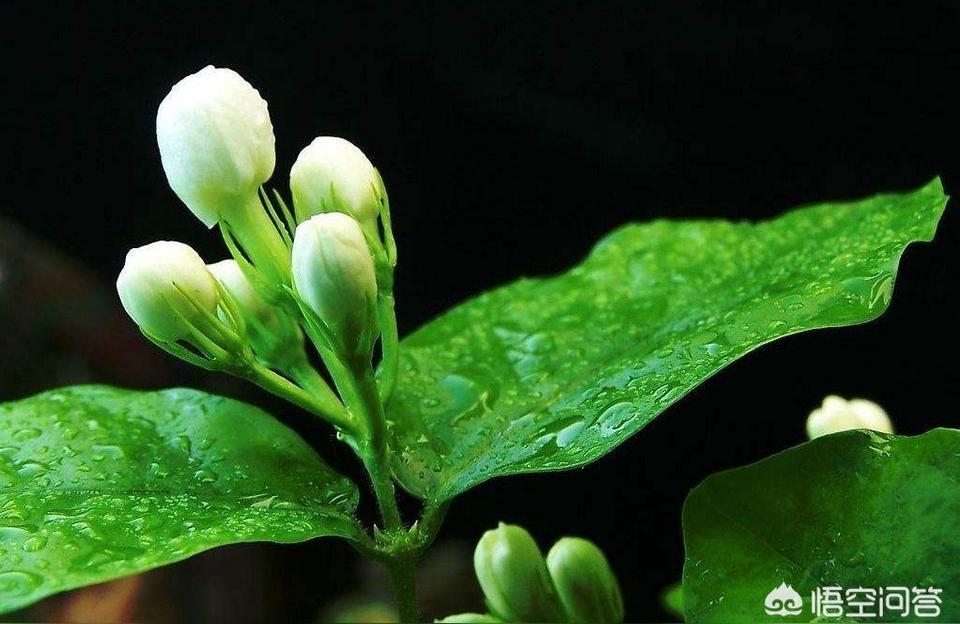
118,65 -> 394,419
441,523 -> 624,624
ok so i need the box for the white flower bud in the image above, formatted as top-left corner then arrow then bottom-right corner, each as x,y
208,259 -> 301,365
291,213 -> 377,353
806,395 -> 893,440
437,615 -> 503,623
116,241 -> 219,342
290,137 -> 384,230
157,65 -> 275,228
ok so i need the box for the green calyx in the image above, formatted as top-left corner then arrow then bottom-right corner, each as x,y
208,258 -> 304,369
218,191 -> 294,300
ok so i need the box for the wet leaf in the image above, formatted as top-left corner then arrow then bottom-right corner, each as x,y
388,179 -> 947,501
682,428 -> 960,623
0,386 -> 360,614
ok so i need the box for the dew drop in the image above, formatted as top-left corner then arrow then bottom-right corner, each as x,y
597,402 -> 636,437
0,570 -> 41,596
12,429 -> 41,442
21,535 -> 47,553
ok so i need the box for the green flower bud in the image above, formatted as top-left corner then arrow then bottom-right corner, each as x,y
208,259 -> 302,367
157,65 -> 275,228
290,136 -> 385,232
291,212 -> 378,354
806,395 -> 893,440
547,537 -> 624,624
116,241 -> 220,343
474,523 -> 564,623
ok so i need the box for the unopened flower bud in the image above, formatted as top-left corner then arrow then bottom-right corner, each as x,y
116,241 -> 220,342
157,65 -> 275,228
474,523 -> 564,623
291,213 -> 377,354
806,394 -> 893,440
290,137 -> 385,231
208,259 -> 301,366
438,614 -> 503,623
547,537 -> 624,624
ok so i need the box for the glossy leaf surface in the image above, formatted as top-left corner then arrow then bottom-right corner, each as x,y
682,428 -> 960,623
388,180 -> 947,501
0,386 -> 359,613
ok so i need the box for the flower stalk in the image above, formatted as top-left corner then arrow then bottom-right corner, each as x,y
349,355 -> 403,531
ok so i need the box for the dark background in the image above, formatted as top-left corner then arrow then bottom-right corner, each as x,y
3,2 -> 958,622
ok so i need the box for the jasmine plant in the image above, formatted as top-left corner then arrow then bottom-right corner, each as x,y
0,65 -> 954,622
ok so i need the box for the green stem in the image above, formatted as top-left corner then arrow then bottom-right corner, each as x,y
350,357 -> 403,531
363,450 -> 402,531
387,555 -> 419,624
286,356 -> 345,422
245,361 -> 355,434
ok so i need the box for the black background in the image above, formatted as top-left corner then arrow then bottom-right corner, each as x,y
3,2 -> 959,622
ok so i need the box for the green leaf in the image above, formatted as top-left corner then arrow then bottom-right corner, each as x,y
0,386 -> 360,614
388,179 -> 948,502
682,428 -> 960,623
